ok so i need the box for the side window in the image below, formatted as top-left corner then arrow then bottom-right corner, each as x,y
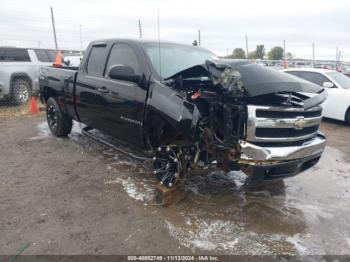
105,43 -> 140,76
299,72 -> 329,86
0,48 -> 31,62
86,46 -> 107,77
34,49 -> 56,63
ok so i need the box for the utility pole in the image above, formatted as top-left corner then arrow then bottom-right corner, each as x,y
339,51 -> 344,62
138,20 -> 142,39
336,47 -> 339,68
79,24 -> 83,50
157,8 -> 162,77
50,6 -> 58,50
198,30 -> 201,46
283,40 -> 287,68
312,43 -> 315,68
245,35 -> 248,59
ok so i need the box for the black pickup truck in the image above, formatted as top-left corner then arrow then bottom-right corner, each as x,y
39,39 -> 327,187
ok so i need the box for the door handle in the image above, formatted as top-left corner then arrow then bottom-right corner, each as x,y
97,86 -> 109,94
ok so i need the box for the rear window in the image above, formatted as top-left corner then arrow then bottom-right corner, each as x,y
86,45 -> 107,77
34,49 -> 56,62
0,48 -> 31,62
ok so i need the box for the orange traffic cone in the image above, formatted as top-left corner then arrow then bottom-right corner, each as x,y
30,96 -> 39,114
53,50 -> 62,68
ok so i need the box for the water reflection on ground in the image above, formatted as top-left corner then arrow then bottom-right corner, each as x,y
35,121 -> 350,255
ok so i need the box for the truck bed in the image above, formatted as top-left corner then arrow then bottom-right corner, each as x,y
39,66 -> 78,119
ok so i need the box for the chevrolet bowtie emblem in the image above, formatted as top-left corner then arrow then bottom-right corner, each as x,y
294,116 -> 306,130
286,93 -> 292,106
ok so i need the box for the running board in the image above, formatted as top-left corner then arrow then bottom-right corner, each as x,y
81,127 -> 152,161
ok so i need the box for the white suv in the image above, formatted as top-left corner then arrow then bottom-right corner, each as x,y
0,48 -> 59,104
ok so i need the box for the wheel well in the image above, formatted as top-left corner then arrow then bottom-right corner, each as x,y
10,74 -> 32,91
145,111 -> 178,149
345,106 -> 350,123
42,87 -> 58,103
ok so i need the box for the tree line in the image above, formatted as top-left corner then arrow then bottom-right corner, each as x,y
225,45 -> 292,60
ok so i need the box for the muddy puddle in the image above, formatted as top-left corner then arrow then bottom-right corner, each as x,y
35,121 -> 350,255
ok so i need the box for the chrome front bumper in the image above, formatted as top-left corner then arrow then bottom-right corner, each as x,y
239,132 -> 326,163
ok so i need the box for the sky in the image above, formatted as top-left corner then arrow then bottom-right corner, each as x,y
1,0 -> 350,60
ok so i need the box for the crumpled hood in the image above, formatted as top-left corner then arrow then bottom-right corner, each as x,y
167,59 -> 324,97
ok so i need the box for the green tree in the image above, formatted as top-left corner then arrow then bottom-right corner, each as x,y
255,45 -> 265,59
231,48 -> 246,59
248,51 -> 256,59
268,46 -> 284,60
285,52 -> 293,60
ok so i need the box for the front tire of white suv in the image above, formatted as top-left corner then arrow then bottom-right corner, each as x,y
11,78 -> 32,105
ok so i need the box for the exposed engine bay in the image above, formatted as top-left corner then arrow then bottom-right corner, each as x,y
151,60 -> 328,187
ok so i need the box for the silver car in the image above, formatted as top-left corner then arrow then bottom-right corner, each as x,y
0,48 -> 57,104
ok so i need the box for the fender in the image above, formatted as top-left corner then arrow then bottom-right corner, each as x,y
144,81 -> 201,146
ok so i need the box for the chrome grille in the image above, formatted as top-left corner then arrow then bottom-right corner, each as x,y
246,105 -> 322,142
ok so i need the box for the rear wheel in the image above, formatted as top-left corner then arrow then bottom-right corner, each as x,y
346,107 -> 350,124
46,97 -> 72,137
11,78 -> 31,105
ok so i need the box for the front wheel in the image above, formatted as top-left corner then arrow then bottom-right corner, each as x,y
46,97 -> 72,137
11,78 -> 31,105
153,145 -> 184,188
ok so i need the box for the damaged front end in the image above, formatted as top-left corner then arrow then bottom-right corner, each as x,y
150,60 -> 327,187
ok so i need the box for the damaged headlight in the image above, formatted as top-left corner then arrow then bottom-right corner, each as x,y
212,66 -> 244,95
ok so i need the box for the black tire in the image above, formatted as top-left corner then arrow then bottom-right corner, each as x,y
346,107 -> 350,125
46,97 -> 72,137
11,78 -> 32,105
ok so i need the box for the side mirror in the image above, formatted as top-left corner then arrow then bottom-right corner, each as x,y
108,64 -> 142,84
63,58 -> 70,66
323,81 -> 334,88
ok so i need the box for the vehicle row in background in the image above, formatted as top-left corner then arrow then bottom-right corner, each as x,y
0,47 -> 82,104
283,68 -> 350,123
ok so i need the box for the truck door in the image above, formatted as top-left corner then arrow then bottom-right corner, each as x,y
75,43 -> 109,128
75,42 -> 148,146
98,43 -> 148,146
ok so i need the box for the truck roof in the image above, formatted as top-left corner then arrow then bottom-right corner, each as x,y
89,38 -> 201,47
283,68 -> 336,74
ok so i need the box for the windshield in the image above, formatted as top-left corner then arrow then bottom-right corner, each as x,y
326,72 -> 350,89
143,43 -> 217,79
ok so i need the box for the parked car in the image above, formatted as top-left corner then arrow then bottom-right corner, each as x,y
255,60 -> 268,67
283,68 -> 350,123
0,47 -> 60,104
342,66 -> 350,78
62,55 -> 83,67
39,39 -> 327,188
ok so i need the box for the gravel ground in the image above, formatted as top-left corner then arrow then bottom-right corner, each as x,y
0,114 -> 188,255
0,114 -> 350,255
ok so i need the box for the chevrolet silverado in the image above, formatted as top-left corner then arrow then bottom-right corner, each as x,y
39,39 -> 327,188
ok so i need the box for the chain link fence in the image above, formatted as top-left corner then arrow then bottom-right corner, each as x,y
0,75 -> 44,119
0,47 -> 82,119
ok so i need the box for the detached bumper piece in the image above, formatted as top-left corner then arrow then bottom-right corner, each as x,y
245,153 -> 322,180
240,133 -> 326,161
239,133 -> 326,180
